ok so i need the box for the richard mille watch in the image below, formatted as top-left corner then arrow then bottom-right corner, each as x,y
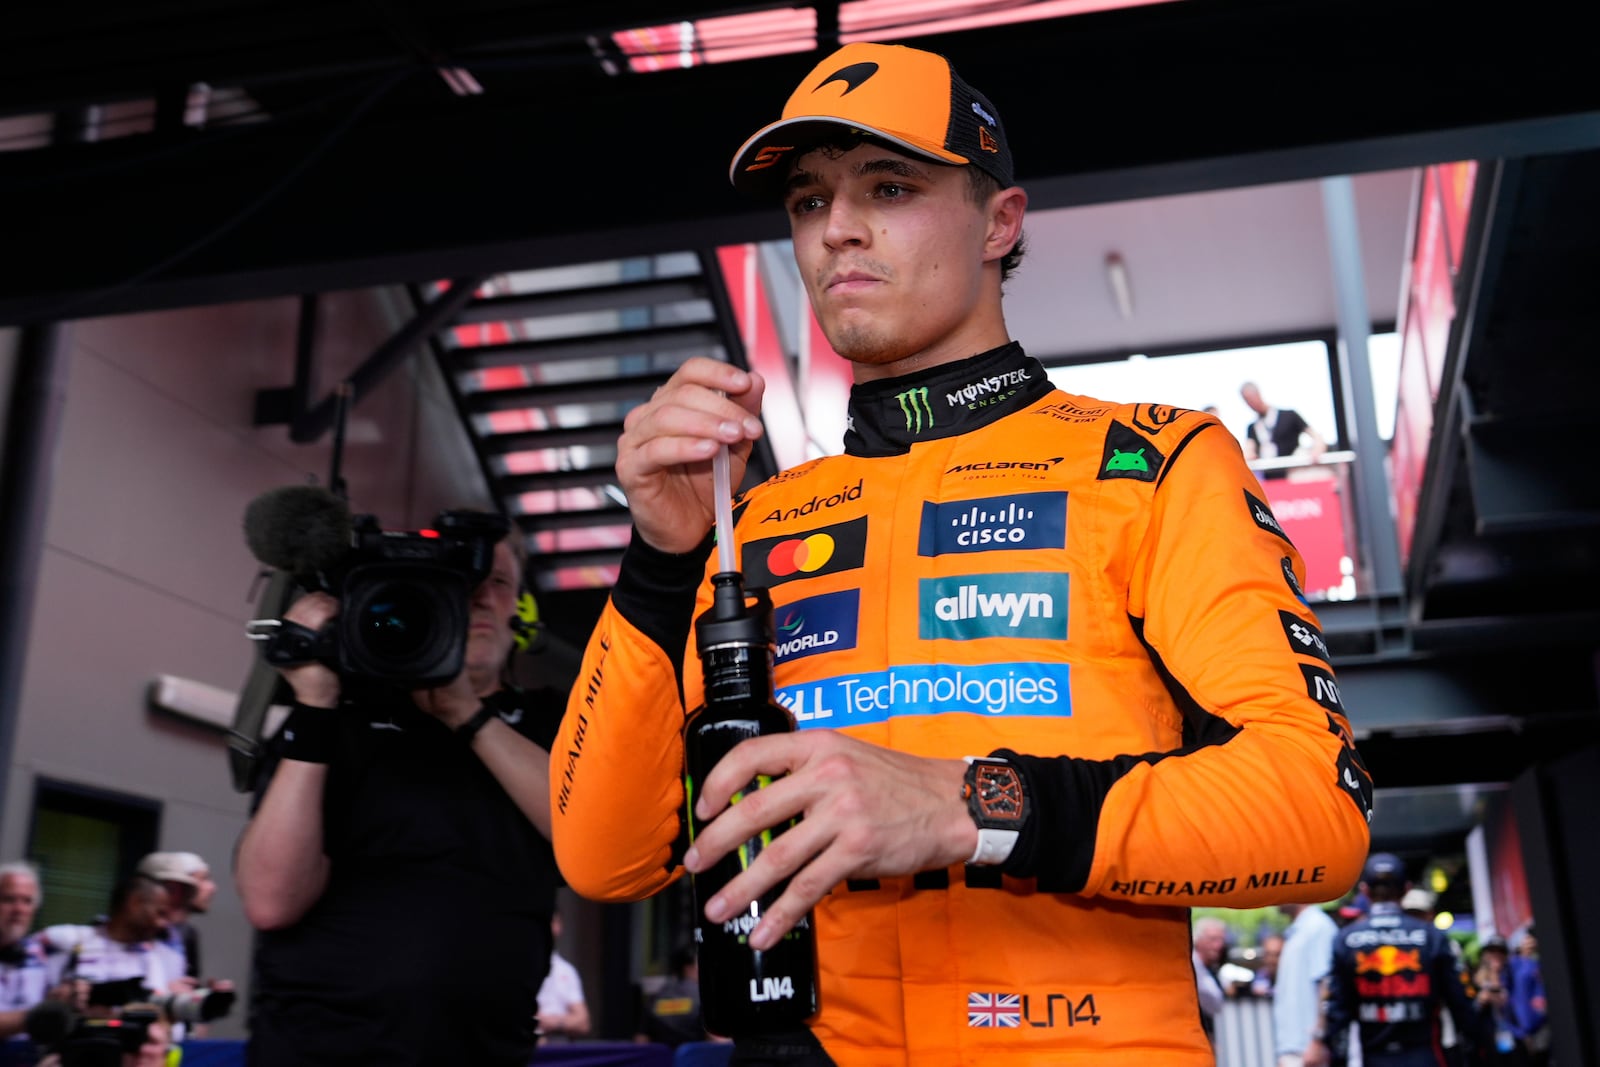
962,756 -> 1027,865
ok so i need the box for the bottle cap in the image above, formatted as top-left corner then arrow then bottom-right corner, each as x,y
695,572 -> 774,653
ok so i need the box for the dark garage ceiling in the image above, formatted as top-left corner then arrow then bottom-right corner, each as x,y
4,1 -> 1599,839
5,0 -> 1599,323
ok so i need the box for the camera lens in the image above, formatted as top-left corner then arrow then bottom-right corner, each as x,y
339,559 -> 472,687
355,581 -> 437,662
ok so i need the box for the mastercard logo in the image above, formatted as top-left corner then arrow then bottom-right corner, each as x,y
743,516 -> 868,588
767,533 -> 836,577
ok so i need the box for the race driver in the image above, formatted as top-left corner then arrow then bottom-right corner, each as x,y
551,41 -> 1373,1066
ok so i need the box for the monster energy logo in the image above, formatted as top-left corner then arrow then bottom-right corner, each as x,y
732,775 -> 776,870
896,387 -> 935,434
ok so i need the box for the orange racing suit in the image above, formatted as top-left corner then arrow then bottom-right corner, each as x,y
552,342 -> 1372,1065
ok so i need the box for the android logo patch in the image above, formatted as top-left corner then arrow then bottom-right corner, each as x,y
1098,420 -> 1165,482
1105,448 -> 1148,473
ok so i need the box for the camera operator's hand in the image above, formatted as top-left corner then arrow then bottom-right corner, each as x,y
278,591 -> 341,708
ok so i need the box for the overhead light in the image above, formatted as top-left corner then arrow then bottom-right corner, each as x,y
437,66 -> 484,96
1104,252 -> 1134,319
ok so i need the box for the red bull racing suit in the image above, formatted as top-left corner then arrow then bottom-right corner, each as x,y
552,342 -> 1373,1065
1324,900 -> 1482,1067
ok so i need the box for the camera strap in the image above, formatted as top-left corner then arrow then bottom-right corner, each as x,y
229,568 -> 300,793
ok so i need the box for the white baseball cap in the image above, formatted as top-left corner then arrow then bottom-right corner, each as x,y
137,851 -> 207,887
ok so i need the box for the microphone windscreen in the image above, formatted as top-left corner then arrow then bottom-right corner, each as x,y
243,485 -> 352,578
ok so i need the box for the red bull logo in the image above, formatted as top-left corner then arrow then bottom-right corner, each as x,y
1354,946 -> 1423,976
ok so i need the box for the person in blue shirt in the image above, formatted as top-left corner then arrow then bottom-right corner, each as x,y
1275,902 -> 1339,1067
1506,926 -> 1548,1066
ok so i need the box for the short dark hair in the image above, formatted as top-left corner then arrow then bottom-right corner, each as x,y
109,874 -> 162,917
787,134 -> 1026,283
964,166 -> 1027,283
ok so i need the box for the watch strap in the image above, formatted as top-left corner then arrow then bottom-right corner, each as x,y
456,702 -> 499,743
970,827 -> 1020,866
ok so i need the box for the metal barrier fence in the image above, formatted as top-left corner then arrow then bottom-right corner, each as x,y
1215,996 -> 1276,1067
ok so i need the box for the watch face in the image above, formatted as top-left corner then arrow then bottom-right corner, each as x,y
969,764 -> 1024,824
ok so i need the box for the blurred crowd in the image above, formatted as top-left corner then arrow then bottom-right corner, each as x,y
1193,853 -> 1550,1067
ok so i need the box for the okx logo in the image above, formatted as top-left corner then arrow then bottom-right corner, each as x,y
919,572 -> 1068,640
896,386 -> 935,434
773,589 -> 860,664
743,516 -> 868,588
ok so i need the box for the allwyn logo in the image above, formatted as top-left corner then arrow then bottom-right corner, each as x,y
919,572 -> 1069,641
896,387 -> 934,434
937,587 -> 1054,627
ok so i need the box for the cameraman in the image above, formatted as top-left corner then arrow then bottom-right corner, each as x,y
235,527 -> 561,1067
38,876 -> 188,1007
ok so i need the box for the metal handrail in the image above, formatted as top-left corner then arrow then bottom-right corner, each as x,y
1246,449 -> 1356,474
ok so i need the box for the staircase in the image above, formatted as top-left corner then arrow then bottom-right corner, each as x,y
426,250 -> 779,594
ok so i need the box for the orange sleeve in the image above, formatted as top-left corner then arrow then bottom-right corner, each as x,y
549,538 -> 715,902
1009,419 -> 1371,907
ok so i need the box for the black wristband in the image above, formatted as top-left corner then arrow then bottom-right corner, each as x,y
279,703 -> 336,764
456,702 -> 499,744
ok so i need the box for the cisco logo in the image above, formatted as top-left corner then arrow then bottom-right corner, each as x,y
917,492 -> 1066,557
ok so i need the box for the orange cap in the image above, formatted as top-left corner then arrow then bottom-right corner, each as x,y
729,42 -> 1013,198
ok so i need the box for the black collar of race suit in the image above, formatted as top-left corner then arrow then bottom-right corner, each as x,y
842,342 -> 1054,457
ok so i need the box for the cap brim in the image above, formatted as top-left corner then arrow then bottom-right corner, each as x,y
729,115 -> 967,198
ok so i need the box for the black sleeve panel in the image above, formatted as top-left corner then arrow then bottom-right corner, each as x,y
990,615 -> 1243,891
609,526 -> 715,684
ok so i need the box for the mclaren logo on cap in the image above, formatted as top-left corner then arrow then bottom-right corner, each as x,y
817,62 -> 879,95
746,145 -> 794,172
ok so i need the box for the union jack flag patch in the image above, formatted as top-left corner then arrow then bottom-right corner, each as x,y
967,992 -> 1022,1027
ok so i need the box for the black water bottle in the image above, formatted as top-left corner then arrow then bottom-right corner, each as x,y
684,571 -> 820,1037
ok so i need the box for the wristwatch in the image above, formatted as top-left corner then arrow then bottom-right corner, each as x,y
962,756 -> 1027,865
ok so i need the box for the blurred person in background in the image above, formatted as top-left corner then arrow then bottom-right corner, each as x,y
1253,933 -> 1285,997
1474,936 -> 1522,1066
535,910 -> 590,1044
1274,902 -> 1338,1067
1399,887 -> 1435,924
1240,381 -> 1328,477
634,944 -> 712,1049
135,852 -> 214,980
38,876 -> 187,1004
1,862 -> 50,1041
1307,853 -> 1481,1067
1507,926 -> 1548,1067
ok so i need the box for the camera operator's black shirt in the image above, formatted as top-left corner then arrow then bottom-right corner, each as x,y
247,685 -> 561,1067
